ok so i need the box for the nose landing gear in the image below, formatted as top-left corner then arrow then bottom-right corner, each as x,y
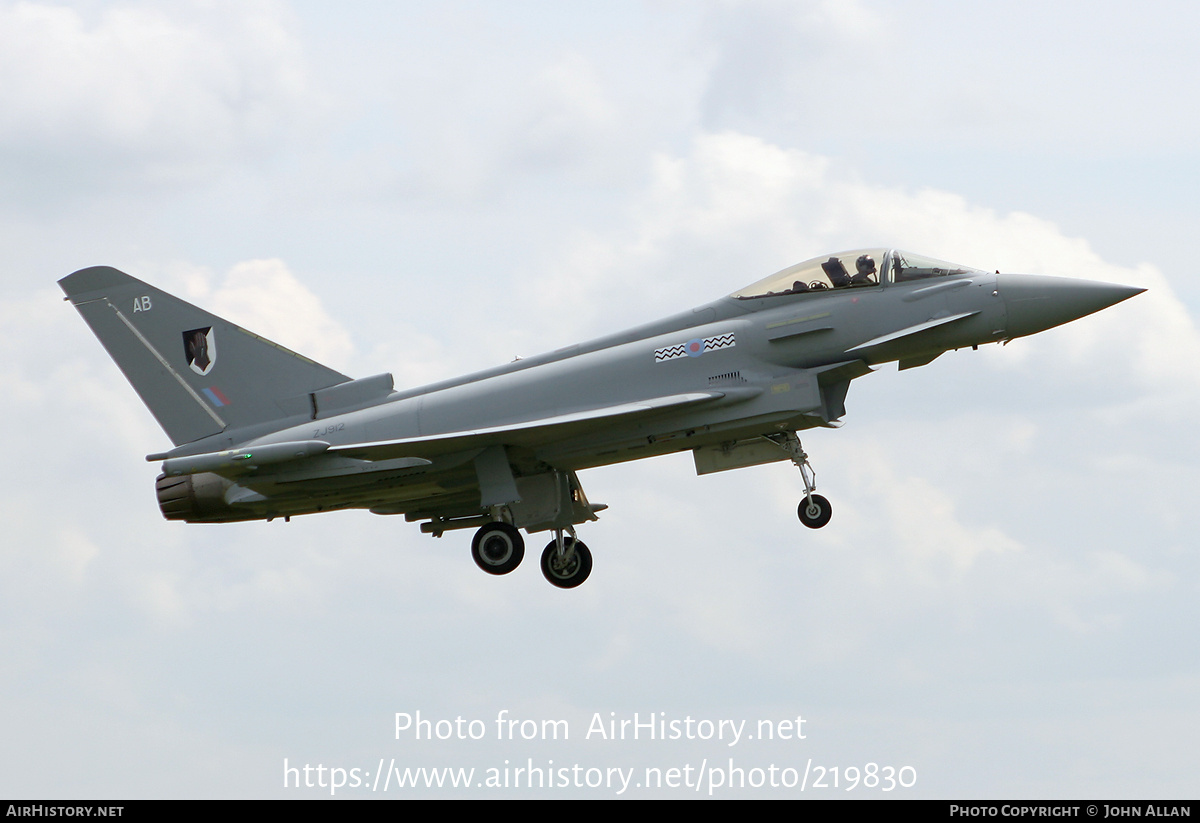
797,493 -> 832,529
769,431 -> 833,529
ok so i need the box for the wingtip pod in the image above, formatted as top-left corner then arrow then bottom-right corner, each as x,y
998,273 -> 1146,340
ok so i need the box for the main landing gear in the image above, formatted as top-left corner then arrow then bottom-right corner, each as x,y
471,522 -> 524,575
540,528 -> 592,589
469,522 -> 593,588
769,432 -> 833,530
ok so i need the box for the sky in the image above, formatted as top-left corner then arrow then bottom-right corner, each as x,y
2,0 -> 1198,799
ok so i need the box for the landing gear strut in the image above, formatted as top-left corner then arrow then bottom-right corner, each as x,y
471,521 -> 524,575
540,527 -> 592,589
769,431 -> 833,529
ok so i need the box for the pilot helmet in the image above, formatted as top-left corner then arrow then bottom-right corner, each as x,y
856,254 -> 876,274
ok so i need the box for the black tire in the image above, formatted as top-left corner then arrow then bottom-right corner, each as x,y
797,494 -> 832,529
471,523 -> 524,575
540,539 -> 593,589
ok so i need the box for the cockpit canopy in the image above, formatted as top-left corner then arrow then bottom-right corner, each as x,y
730,248 -> 985,300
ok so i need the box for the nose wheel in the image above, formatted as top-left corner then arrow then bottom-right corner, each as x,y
797,493 -> 832,529
769,431 -> 833,529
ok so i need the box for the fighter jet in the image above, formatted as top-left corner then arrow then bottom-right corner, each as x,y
59,249 -> 1142,588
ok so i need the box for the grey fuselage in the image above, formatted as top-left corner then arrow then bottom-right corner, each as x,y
145,245 -> 1143,527
191,268 -> 1005,516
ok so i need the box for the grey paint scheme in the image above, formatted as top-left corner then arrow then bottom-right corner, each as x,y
59,252 -> 1143,585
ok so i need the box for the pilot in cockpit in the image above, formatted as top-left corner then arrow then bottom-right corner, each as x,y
852,254 -> 876,285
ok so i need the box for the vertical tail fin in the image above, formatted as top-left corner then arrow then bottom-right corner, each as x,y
59,266 -> 351,446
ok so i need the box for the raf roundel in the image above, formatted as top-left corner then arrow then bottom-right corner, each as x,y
653,332 -> 737,363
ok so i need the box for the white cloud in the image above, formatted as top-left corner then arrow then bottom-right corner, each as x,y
0,1 -> 312,182
699,0 -> 887,126
200,258 -> 355,372
507,53 -> 619,172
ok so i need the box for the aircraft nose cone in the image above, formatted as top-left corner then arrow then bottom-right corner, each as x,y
998,273 -> 1145,339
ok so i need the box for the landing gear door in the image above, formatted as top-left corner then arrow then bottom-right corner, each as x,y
509,471 -> 599,532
